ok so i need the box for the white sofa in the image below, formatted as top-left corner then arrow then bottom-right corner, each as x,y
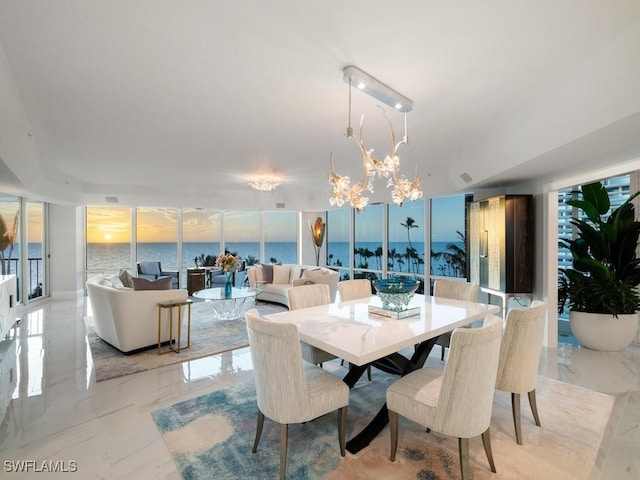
86,275 -> 188,354
247,264 -> 339,307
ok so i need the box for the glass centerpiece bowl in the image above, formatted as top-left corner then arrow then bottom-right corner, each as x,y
372,279 -> 420,312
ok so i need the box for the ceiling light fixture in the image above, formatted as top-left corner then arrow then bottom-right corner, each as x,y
328,66 -> 422,211
248,176 -> 282,192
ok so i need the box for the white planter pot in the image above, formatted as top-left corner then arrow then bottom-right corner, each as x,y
569,311 -> 639,352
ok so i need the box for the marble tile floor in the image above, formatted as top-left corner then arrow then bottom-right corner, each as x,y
0,297 -> 638,479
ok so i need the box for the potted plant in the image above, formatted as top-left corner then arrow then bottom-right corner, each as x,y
558,181 -> 640,351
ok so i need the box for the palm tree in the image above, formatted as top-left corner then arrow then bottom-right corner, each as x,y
387,247 -> 397,270
444,230 -> 466,278
400,217 -> 418,251
374,246 -> 383,270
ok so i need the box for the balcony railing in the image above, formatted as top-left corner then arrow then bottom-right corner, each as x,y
2,257 -> 43,300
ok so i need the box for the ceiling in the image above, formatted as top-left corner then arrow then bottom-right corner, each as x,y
1,1 -> 640,211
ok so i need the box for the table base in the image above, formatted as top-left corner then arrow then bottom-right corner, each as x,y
344,336 -> 440,454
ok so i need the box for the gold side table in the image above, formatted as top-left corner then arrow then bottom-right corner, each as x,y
157,299 -> 193,355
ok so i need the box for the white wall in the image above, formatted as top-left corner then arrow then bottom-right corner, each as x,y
49,204 -> 84,299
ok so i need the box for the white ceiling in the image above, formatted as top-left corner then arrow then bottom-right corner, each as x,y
1,1 -> 640,211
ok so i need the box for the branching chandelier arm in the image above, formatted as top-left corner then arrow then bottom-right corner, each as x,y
328,66 -> 423,211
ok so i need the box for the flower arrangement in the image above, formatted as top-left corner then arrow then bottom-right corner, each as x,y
215,253 -> 238,273
0,211 -> 18,275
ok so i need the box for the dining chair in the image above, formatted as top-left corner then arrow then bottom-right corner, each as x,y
337,278 -> 373,381
337,278 -> 373,301
495,300 -> 547,445
245,309 -> 349,480
387,314 -> 503,480
287,283 -> 337,367
433,279 -> 479,360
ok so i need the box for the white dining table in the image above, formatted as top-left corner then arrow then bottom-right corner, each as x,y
265,293 -> 499,366
264,293 -> 500,453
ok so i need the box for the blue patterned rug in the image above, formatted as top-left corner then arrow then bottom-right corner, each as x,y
152,367 -> 615,480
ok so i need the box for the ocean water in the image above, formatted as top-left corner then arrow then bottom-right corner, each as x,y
86,242 -> 299,271
85,241 -> 464,278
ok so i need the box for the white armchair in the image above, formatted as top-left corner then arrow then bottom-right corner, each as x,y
387,315 -> 503,480
245,309 -> 349,480
495,300 -> 547,444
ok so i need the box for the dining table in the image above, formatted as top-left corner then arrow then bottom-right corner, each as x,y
264,292 -> 500,453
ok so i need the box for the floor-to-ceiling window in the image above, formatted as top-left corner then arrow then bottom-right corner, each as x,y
224,211 -> 260,263
1,195 -> 48,305
182,208 -> 221,286
388,200 -> 425,277
85,208 -> 298,286
326,199 -> 428,285
354,203 -> 384,282
136,208 -> 179,272
326,208 -> 350,280
86,206 -> 132,279
430,194 -> 467,279
263,211 -> 298,265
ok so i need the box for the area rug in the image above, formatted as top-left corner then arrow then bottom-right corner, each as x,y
151,368 -> 615,480
87,300 -> 287,382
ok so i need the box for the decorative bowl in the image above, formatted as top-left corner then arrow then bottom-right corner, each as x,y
372,279 -> 420,312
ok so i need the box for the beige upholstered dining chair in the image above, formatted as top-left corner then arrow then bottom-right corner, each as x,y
245,309 -> 349,480
337,278 -> 372,301
337,278 -> 373,381
287,283 -> 337,366
433,279 -> 479,360
387,314 -> 503,480
495,300 -> 547,445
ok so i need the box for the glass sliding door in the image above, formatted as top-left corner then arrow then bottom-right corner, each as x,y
26,201 -> 46,300
0,195 -> 20,299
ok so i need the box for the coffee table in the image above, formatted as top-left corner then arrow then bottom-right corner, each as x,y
192,286 -> 259,320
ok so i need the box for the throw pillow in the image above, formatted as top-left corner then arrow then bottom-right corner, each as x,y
119,269 -> 134,288
272,264 -> 291,284
254,265 -> 264,283
131,276 -> 172,291
261,264 -> 274,284
302,268 -> 324,278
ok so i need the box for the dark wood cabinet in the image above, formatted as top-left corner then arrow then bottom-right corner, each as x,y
467,195 -> 533,293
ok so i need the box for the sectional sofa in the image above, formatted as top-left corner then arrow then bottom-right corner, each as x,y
247,264 -> 339,307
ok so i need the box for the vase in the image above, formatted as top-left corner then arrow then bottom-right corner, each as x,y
569,311 -> 639,351
224,272 -> 233,298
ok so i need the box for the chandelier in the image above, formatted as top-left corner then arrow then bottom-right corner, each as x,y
328,66 -> 423,211
248,176 -> 282,192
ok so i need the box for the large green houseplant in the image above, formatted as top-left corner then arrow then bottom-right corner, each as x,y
558,181 -> 640,350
